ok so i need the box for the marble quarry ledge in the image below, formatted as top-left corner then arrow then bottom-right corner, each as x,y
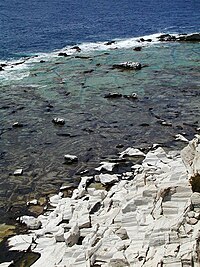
2,134 -> 200,267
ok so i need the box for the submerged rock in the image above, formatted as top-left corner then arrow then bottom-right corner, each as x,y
112,61 -> 142,70
104,92 -> 122,98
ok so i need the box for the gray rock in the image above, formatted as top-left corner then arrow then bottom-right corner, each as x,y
64,154 -> 78,164
191,192 -> 200,211
52,117 -> 65,125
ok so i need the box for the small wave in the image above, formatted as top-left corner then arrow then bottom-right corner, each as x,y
0,59 -> 30,82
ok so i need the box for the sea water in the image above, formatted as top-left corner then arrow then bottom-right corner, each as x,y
0,0 -> 199,224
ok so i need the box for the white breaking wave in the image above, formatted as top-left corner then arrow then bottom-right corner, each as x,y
0,32 -> 198,84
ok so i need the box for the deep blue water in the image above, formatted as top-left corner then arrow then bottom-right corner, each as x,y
0,0 -> 200,59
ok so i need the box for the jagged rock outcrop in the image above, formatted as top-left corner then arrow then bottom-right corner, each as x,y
4,137 -> 200,267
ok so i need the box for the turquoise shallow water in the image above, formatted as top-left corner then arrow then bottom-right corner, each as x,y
0,41 -> 200,222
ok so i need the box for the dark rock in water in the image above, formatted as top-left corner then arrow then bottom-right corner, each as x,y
1,63 -> 7,67
46,103 -> 54,108
65,92 -> 71,96
104,93 -> 122,99
75,56 -> 91,59
139,123 -> 150,127
83,69 -> 94,74
139,38 -> 152,42
40,60 -> 45,63
157,34 -> 176,42
124,93 -> 138,100
134,46 -> 142,51
177,33 -> 200,42
112,62 -> 142,70
116,144 -> 124,148
105,41 -> 115,45
56,132 -> 71,137
71,46 -> 81,52
52,117 -> 65,125
0,66 -> 4,71
58,52 -> 69,57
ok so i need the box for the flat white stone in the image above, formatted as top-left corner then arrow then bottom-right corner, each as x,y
31,243 -> 66,267
20,215 -> 41,230
95,162 -> 117,172
96,173 -> 119,185
8,234 -> 33,251
119,147 -> 145,158
0,262 -> 14,267
14,168 -> 23,176
49,193 -> 62,206
175,134 -> 189,142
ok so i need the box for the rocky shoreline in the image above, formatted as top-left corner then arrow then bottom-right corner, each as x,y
1,135 -> 200,267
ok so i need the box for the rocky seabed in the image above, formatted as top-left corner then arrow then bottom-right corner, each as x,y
1,135 -> 200,267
